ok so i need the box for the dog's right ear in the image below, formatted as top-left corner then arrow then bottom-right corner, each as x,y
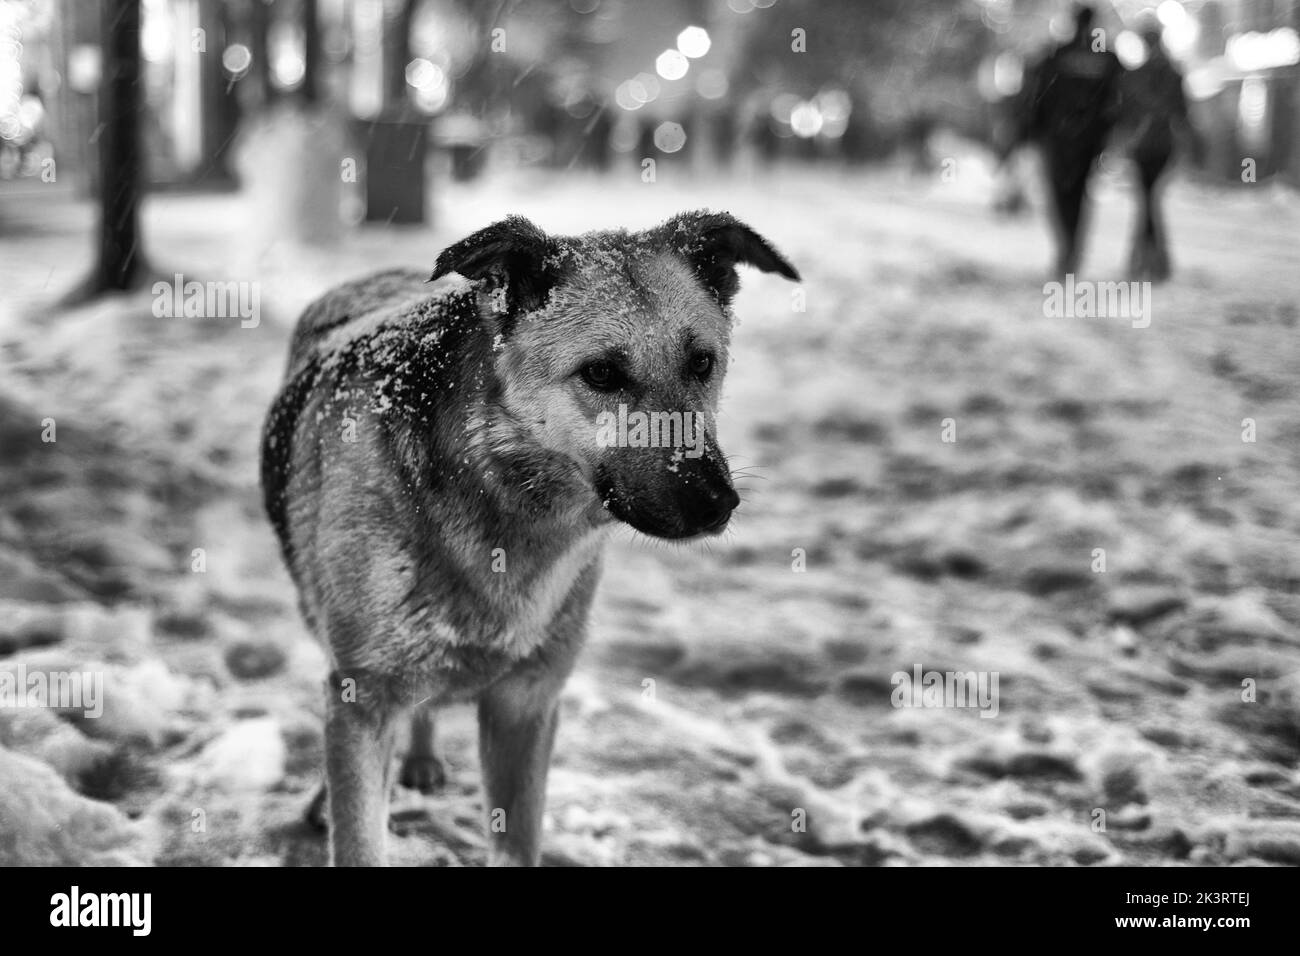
429,216 -> 563,329
652,210 -> 800,308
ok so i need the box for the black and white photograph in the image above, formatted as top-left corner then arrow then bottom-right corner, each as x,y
0,0 -> 1296,906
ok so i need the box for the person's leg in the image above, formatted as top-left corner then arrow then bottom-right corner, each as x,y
1146,151 -> 1172,281
1129,154 -> 1157,278
1047,148 -> 1090,277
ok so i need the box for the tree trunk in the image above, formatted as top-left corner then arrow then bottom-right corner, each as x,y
383,0 -> 415,109
452,0 -> 508,118
199,0 -> 241,187
250,0 -> 276,107
301,0 -> 320,105
68,0 -> 149,300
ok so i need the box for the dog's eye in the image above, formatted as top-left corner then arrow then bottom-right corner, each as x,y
580,361 -> 620,392
689,352 -> 714,379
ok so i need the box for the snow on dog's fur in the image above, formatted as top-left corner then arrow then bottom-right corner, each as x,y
260,212 -> 799,866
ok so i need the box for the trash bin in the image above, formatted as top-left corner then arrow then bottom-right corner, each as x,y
357,113 -> 429,224
436,112 -> 489,183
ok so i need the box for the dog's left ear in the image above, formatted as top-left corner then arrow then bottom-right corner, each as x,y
429,215 -> 563,328
654,210 -> 800,307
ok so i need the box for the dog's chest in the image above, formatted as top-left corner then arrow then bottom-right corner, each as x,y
490,527 -> 606,657
395,526 -> 606,684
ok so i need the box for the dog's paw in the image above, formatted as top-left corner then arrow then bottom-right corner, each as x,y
304,784 -> 328,832
399,754 -> 447,794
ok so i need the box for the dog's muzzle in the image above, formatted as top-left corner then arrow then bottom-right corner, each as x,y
595,444 -> 739,540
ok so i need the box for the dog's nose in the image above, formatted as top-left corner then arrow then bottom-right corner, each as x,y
682,484 -> 740,534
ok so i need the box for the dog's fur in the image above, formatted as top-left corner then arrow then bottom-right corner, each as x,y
261,211 -> 799,865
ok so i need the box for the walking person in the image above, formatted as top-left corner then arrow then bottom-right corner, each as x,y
1016,4 -> 1124,276
1120,17 -> 1203,281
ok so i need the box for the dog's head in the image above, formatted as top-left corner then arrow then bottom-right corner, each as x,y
430,211 -> 799,539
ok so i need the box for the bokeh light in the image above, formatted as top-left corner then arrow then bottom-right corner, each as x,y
632,72 -> 660,103
272,51 -> 306,88
221,43 -> 251,77
768,92 -> 800,125
1239,77 -> 1267,129
676,26 -> 711,59
1227,28 -> 1300,71
405,57 -> 442,89
141,0 -> 172,64
789,101 -> 823,138
269,21 -> 305,89
653,121 -> 686,153
814,88 -> 851,138
1115,31 -> 1147,69
406,58 -> 448,113
991,52 -> 1023,98
614,80 -> 642,111
655,49 -> 688,81
1156,0 -> 1199,59
66,45 -> 101,92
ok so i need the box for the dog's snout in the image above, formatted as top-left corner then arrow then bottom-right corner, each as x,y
680,482 -> 739,534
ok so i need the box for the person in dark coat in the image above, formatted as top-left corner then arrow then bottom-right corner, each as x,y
1119,18 -> 1203,280
1018,4 -> 1124,276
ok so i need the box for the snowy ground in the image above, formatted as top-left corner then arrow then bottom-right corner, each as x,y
1,157 -> 1299,866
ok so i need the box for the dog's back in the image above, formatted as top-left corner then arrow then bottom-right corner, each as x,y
263,269 -> 418,555
282,268 -> 430,376
261,268 -> 477,603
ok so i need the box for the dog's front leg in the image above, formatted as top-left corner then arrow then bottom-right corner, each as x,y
477,672 -> 563,867
325,675 -> 395,866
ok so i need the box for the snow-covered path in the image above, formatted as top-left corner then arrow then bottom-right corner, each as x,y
1,166 -> 1298,865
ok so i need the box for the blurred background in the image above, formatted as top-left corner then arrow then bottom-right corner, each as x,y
4,0 -> 1300,206
0,0 -> 1298,867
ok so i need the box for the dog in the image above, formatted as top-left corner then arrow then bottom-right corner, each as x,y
260,211 -> 799,866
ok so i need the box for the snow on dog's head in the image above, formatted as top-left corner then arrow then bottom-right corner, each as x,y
431,212 -> 800,539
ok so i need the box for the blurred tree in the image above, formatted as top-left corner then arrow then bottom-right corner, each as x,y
197,0 -> 241,188
443,0 -> 612,173
733,0 -> 992,160
247,0 -> 268,105
384,0 -> 416,106
301,0 -> 320,104
67,0 -> 149,301
250,0 -> 277,107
